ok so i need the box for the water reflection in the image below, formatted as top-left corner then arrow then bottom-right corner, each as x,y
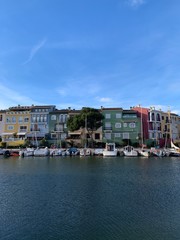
0,156 -> 180,239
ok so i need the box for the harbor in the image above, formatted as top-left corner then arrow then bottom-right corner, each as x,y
0,155 -> 180,240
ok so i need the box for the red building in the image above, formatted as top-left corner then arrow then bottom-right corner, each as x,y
132,106 -> 149,143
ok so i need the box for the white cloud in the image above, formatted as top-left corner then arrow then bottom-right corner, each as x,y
127,0 -> 145,7
57,88 -> 67,97
0,83 -> 39,109
22,38 -> 46,65
96,97 -> 113,103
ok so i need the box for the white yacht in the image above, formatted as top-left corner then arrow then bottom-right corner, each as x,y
102,143 -> 118,157
123,145 -> 138,157
34,147 -> 50,156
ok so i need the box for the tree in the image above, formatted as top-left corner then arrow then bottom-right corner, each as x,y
67,107 -> 104,147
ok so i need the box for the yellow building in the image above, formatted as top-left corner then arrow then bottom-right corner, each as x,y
2,105 -> 31,146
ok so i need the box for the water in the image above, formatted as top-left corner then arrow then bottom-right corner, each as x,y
0,155 -> 180,240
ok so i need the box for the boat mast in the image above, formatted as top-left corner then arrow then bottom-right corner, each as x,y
140,105 -> 143,147
85,115 -> 87,148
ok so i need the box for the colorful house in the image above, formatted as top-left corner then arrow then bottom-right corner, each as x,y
101,107 -> 141,146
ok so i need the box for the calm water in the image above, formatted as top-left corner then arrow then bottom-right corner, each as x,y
0,155 -> 180,240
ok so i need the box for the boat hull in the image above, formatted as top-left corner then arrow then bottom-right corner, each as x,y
102,150 -> 117,157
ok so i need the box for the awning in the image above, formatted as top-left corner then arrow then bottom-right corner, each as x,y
17,132 -> 27,135
69,132 -> 81,135
1,132 -> 15,136
26,133 -> 45,138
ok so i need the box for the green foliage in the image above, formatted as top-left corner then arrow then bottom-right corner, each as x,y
122,139 -> 132,146
1,142 -> 6,148
67,115 -> 83,132
39,138 -> 50,147
67,107 -> 104,132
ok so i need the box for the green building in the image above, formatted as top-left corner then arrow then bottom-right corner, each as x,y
48,109 -> 69,147
101,108 -> 141,146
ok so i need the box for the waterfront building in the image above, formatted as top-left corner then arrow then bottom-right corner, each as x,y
26,105 -> 56,145
0,110 -> 6,138
49,109 -> 69,147
169,112 -> 179,142
147,107 -> 162,146
0,104 -> 180,148
101,107 -> 141,146
1,105 -> 31,147
132,106 -> 149,144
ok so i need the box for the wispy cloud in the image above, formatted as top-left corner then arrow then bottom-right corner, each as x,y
127,0 -> 146,8
96,97 -> 113,103
0,83 -> 39,109
22,38 -> 46,65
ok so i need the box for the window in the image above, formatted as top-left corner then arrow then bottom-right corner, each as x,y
105,113 -> 111,119
51,133 -> 57,139
32,115 -> 36,122
51,115 -> 56,121
104,133 -> 111,140
20,126 -> 27,132
123,132 -> 129,139
95,133 -> 100,139
56,124 -> 63,131
8,125 -> 14,130
6,117 -> 11,123
105,122 -> 111,130
18,116 -> 23,123
116,113 -> 121,118
115,123 -> 121,128
129,122 -> 136,128
152,112 -> 155,121
0,115 -> 2,121
36,115 -> 40,122
123,123 -> 127,128
12,117 -> 16,123
24,117 -> 29,122
156,113 -> 160,121
40,115 -> 43,122
114,133 -> 121,138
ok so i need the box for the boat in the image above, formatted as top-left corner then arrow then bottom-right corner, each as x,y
19,148 -> 34,157
80,148 -> 91,156
0,149 -> 4,155
138,106 -> 149,157
102,143 -> 117,157
10,150 -> 20,157
50,148 -> 62,156
164,142 -> 180,156
123,145 -> 138,157
150,148 -> 166,157
138,148 -> 150,157
94,148 -> 103,156
34,147 -> 50,156
67,147 -> 80,156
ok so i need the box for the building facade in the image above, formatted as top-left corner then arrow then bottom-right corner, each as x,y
49,109 -> 69,147
101,108 -> 141,146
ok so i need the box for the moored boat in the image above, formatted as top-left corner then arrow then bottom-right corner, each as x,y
102,143 -> 117,157
123,145 -> 138,157
138,149 -> 150,157
80,148 -> 91,156
19,148 -> 34,157
34,147 -> 50,156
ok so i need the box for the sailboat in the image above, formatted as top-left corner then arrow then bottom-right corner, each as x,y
163,108 -> 180,156
80,115 -> 91,156
138,107 -> 150,157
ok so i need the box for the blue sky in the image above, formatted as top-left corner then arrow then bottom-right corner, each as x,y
0,0 -> 180,114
